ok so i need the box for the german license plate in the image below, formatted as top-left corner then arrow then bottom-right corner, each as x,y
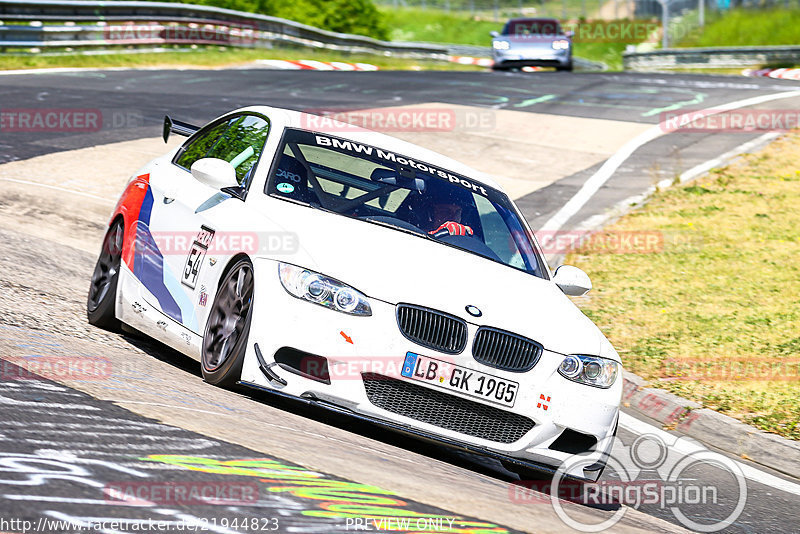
401,352 -> 518,408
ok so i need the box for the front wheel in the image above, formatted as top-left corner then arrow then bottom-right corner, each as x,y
201,258 -> 254,387
87,220 -> 123,331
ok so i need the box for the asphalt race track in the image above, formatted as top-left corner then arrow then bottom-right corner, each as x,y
1,68 -> 800,534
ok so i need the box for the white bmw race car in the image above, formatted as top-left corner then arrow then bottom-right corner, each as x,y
88,105 -> 622,482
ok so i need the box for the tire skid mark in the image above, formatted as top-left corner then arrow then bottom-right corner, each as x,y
0,354 -> 517,533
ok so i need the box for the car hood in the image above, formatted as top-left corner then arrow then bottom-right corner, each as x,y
274,204 -> 610,358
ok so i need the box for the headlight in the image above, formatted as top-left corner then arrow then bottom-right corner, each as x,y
278,263 -> 371,316
552,39 -> 570,50
493,40 -> 510,50
558,355 -> 619,388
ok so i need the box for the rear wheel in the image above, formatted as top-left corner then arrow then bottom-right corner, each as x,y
201,258 -> 254,387
87,220 -> 123,331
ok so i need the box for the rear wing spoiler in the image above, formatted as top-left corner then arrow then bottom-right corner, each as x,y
162,115 -> 200,142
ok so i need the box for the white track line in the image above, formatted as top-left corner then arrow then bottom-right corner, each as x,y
571,131 -> 780,234
0,177 -> 115,203
0,67 -> 114,76
538,89 -> 800,234
620,413 -> 800,496
0,66 -> 206,76
4,494 -> 148,505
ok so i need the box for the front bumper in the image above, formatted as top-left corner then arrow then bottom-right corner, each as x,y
240,259 -> 621,480
493,47 -> 572,68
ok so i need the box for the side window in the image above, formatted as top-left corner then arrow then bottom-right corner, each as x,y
174,120 -> 230,171
206,115 -> 270,185
174,114 -> 271,186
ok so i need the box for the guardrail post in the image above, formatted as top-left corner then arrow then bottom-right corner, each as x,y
659,0 -> 670,48
699,0 -> 705,27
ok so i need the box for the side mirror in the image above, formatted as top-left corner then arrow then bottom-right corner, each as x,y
490,31 -> 499,38
565,30 -> 575,38
553,265 -> 592,296
191,158 -> 239,190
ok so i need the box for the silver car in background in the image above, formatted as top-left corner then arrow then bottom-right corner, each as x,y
491,18 -> 573,72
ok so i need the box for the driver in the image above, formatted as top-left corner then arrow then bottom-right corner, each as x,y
428,202 -> 474,238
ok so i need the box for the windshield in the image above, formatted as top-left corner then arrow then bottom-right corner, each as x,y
265,128 -> 548,279
503,19 -> 561,36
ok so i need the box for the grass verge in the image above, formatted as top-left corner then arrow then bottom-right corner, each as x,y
382,7 -> 640,70
383,7 -> 502,45
565,131 -> 800,440
0,46 -> 482,71
676,8 -> 800,47
572,42 -> 629,71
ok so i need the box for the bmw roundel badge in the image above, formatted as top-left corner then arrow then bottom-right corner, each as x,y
465,305 -> 482,317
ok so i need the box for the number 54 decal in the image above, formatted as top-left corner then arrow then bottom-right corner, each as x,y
182,226 -> 215,289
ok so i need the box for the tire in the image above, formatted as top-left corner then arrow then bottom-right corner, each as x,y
557,62 -> 573,72
87,220 -> 123,331
201,258 -> 254,387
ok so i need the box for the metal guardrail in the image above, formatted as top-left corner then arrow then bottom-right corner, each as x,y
0,0 -> 449,58
624,45 -> 800,70
441,43 -> 493,58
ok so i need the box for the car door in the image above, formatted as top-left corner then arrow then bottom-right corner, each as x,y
140,112 -> 271,335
